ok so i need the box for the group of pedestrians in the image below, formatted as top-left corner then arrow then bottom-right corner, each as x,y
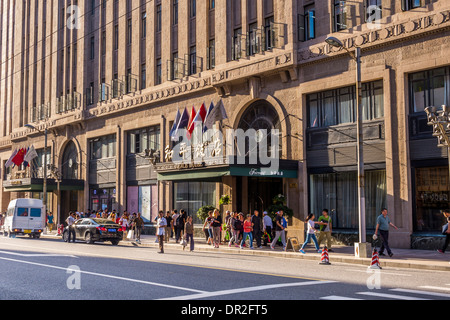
156,209 -> 195,254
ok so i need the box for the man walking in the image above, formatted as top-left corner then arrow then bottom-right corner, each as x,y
374,208 -> 398,257
156,211 -> 167,253
65,212 -> 76,243
263,211 -> 273,246
270,211 -> 286,250
251,210 -> 263,249
134,213 -> 145,244
165,211 -> 173,243
318,209 -> 333,251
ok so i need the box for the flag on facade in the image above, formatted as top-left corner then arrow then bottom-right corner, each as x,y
22,147 -> 30,168
203,102 -> 215,133
203,100 -> 228,132
12,148 -> 26,167
169,109 -> 181,141
187,106 -> 197,139
24,145 -> 38,165
192,103 -> 207,124
174,107 -> 190,138
5,149 -> 18,168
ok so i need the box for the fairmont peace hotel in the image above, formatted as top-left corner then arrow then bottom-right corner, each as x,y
0,0 -> 450,249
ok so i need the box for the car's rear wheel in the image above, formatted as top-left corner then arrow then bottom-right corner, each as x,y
62,230 -> 69,242
85,232 -> 94,244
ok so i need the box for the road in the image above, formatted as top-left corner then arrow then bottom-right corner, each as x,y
1,235 -> 449,304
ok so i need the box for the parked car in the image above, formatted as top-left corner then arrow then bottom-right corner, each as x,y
63,218 -> 124,245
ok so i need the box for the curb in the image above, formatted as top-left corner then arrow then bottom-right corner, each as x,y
40,234 -> 450,272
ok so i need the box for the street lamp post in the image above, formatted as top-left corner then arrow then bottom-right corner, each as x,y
325,37 -> 369,257
25,124 -> 48,219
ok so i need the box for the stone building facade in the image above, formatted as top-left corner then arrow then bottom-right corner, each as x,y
0,0 -> 449,248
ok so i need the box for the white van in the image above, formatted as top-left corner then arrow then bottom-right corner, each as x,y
3,199 -> 45,238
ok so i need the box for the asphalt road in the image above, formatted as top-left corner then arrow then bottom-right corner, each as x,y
1,235 -> 450,304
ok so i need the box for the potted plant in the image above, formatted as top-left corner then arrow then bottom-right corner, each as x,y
219,194 -> 231,206
196,205 -> 218,222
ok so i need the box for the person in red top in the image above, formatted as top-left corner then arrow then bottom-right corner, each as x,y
240,214 -> 254,249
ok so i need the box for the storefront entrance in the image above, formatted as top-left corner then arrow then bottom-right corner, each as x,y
236,176 -> 283,214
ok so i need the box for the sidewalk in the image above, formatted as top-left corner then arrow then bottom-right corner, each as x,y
41,232 -> 450,272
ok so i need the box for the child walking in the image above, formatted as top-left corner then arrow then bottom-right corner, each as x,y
299,214 -> 326,254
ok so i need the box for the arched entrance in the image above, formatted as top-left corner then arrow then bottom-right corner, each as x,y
236,100 -> 283,214
59,141 -> 80,224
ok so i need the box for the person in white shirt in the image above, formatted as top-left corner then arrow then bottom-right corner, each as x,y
65,212 -> 76,243
156,211 -> 167,253
299,213 -> 327,254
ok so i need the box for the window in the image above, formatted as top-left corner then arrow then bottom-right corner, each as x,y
190,0 -> 196,18
207,39 -> 215,70
232,28 -> 242,60
17,208 -> 29,217
309,170 -> 386,229
142,12 -> 147,38
141,63 -> 146,90
90,36 -> 95,60
174,181 -> 216,224
402,0 -> 422,11
90,135 -> 117,160
248,23 -> 259,56
91,0 -> 95,15
365,0 -> 382,22
307,80 -> 384,128
127,18 -> 132,45
189,46 -> 197,75
30,208 -> 42,218
114,25 -> 119,50
414,166 -> 449,232
173,0 -> 178,25
156,59 -> 162,85
333,0 -> 347,32
156,5 -> 162,32
128,126 -> 161,154
409,66 -> 450,114
303,5 -> 315,41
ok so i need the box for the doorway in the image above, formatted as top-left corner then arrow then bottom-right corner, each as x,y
247,177 -> 283,213
60,190 -> 78,224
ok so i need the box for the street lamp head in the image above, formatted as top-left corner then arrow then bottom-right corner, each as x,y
24,124 -> 36,130
325,36 -> 344,48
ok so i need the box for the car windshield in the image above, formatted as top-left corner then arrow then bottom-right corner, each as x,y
92,218 -> 118,225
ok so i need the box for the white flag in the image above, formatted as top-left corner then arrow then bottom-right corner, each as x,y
24,145 -> 38,164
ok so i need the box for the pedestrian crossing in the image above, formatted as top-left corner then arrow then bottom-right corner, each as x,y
321,287 -> 450,300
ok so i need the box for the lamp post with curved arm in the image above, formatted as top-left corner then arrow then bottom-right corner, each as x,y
25,124 -> 48,218
325,37 -> 368,257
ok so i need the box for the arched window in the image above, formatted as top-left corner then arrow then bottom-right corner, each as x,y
62,141 -> 79,180
237,100 -> 282,158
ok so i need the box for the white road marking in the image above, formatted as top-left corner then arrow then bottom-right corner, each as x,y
0,256 -> 206,294
418,286 -> 450,292
356,291 -> 430,300
0,250 -> 77,258
345,268 -> 412,277
391,288 -> 450,298
160,280 -> 338,300
321,295 -> 363,300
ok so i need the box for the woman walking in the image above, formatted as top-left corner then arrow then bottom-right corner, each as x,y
299,214 -> 324,254
184,216 -> 195,252
240,214 -> 254,250
211,209 -> 222,248
202,211 -> 214,245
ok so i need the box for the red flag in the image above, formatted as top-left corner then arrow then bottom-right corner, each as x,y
12,148 -> 26,167
197,103 -> 207,123
187,106 -> 197,138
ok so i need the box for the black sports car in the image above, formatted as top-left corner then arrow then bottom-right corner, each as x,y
63,218 -> 124,245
